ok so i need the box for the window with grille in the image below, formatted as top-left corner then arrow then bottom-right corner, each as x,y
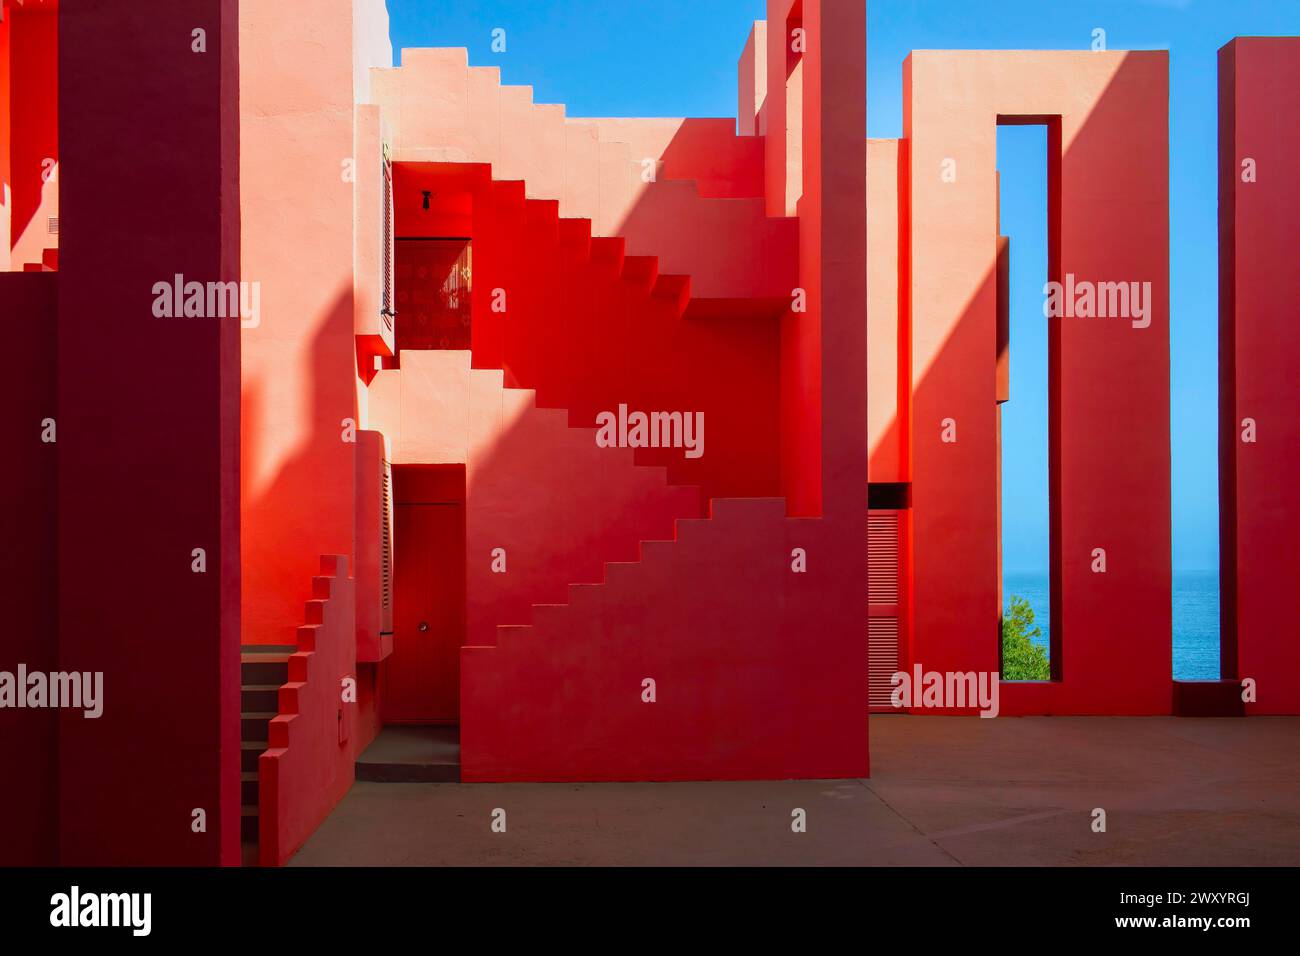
394,238 -> 472,352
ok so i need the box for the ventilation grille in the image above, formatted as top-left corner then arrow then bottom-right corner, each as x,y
48,217 -> 59,236
869,510 -> 902,711
869,618 -> 900,708
380,460 -> 393,611
868,512 -> 899,604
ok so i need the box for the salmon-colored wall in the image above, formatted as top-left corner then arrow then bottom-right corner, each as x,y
738,21 -> 768,138
1219,38 -> 1300,716
353,104 -> 393,368
237,0 -> 391,864
867,138 -> 907,483
371,350 -> 705,652
906,51 -> 1171,715
460,0 -> 868,782
368,53 -> 792,304
239,0 -> 390,647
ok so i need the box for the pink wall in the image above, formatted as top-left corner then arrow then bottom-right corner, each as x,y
369,53 -> 792,304
867,139 -> 908,483
237,0 -> 391,865
738,20 -> 768,137
459,0 -> 869,783
56,0 -> 242,865
905,51 -> 1171,715
239,0 -> 390,648
370,349 -> 704,651
1218,38 -> 1300,716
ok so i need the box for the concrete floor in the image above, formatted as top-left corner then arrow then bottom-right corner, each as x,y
289,716 -> 1300,866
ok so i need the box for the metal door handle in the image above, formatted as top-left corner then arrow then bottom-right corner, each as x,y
418,622 -> 429,633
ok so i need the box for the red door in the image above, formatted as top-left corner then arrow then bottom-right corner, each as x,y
382,501 -> 464,723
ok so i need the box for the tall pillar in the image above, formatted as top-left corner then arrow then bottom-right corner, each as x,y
1218,37 -> 1300,716
57,0 -> 241,865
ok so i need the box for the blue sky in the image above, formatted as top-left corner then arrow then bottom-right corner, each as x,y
388,0 -> 1299,573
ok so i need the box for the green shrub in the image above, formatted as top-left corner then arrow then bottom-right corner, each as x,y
1001,595 -> 1050,680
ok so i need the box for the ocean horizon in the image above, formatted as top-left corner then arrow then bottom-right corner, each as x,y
1002,570 -> 1220,681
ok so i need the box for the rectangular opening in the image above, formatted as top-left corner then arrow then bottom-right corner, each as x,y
996,119 -> 1061,682
394,237 -> 472,354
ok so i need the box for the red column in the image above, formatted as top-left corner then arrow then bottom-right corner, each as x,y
0,271 -> 58,864
57,0 -> 241,864
1218,38 -> 1300,716
906,51 -> 1171,715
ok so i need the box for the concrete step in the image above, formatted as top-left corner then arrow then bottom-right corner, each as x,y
355,726 -> 460,783
241,711 -> 277,739
241,740 -> 267,774
241,684 -> 279,712
240,655 -> 290,686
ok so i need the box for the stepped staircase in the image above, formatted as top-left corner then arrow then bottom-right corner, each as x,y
463,182 -> 784,501
371,48 -> 866,783
238,645 -> 294,860
423,173 -> 805,780
373,48 -> 796,302
21,248 -> 58,272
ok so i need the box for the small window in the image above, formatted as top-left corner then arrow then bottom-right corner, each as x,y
394,238 -> 472,352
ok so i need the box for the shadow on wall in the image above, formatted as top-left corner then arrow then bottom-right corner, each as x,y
241,284 -> 356,647
240,284 -> 382,864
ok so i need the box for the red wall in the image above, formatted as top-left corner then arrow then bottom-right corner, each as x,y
56,0 -> 241,865
1,9 -> 10,270
0,271 -> 57,865
1218,38 -> 1300,716
906,51 -> 1171,715
5,4 -> 57,270
259,556 -> 366,867
460,0 -> 869,782
462,502 -> 869,781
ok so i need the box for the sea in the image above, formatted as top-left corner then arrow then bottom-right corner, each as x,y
1002,570 -> 1221,681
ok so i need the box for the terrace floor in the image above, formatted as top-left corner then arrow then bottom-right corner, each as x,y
289,715 -> 1300,866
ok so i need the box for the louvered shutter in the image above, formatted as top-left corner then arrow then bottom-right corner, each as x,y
869,511 -> 904,711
